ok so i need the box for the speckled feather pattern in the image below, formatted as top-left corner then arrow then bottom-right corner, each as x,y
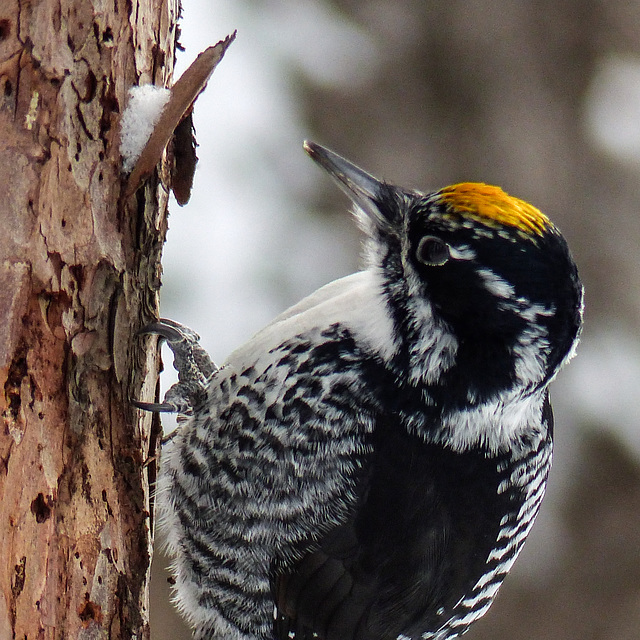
159,296 -> 384,639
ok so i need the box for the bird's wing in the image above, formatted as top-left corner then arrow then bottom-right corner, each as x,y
224,270 -> 396,371
273,512 -> 447,640
272,425 -> 508,640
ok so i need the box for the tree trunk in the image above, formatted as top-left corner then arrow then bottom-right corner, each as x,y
0,0 -> 177,638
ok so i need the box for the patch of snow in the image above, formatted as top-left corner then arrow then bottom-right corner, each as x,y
120,85 -> 171,173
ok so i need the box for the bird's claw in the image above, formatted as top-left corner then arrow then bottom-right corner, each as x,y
131,399 -> 181,413
134,318 -> 217,415
137,318 -> 201,343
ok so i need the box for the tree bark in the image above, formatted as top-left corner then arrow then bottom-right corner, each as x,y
0,0 -> 177,638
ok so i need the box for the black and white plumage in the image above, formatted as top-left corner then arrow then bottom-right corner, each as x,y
139,142 -> 583,640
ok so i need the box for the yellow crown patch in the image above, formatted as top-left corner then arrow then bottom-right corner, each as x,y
438,183 -> 551,237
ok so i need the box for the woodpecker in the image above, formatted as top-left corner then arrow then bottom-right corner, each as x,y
138,142 -> 583,640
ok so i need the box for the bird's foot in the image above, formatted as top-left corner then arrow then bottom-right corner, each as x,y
133,318 -> 217,415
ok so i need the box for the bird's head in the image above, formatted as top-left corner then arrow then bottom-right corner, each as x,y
304,141 -> 583,410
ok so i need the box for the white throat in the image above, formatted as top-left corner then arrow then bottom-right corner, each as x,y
435,387 -> 548,455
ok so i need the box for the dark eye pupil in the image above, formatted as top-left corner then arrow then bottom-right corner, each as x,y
416,236 -> 450,266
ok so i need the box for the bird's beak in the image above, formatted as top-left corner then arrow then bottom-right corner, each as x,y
303,141 -> 391,231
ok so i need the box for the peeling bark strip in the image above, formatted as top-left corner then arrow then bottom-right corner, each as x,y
125,32 -> 236,199
0,1 -> 178,638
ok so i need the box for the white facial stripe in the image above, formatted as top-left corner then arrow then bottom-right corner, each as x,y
449,244 -> 476,260
403,268 -> 459,386
475,268 -> 557,388
512,332 -> 549,387
477,268 -> 515,299
476,268 -> 556,319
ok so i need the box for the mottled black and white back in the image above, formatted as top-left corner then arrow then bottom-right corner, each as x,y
146,142 -> 583,640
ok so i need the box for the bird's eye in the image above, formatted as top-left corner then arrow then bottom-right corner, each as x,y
416,236 -> 450,266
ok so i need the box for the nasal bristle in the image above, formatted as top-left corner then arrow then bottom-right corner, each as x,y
438,183 -> 552,237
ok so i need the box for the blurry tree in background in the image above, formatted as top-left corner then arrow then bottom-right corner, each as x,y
152,1 -> 640,639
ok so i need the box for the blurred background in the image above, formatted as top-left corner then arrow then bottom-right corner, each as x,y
151,1 -> 640,639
